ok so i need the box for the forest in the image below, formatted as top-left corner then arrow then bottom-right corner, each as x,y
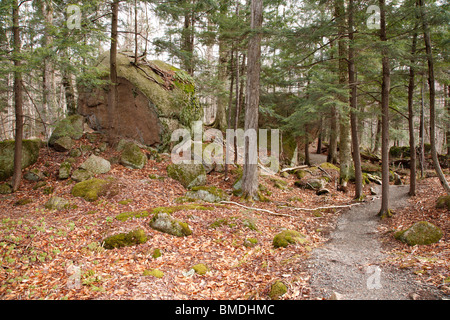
0,0 -> 449,301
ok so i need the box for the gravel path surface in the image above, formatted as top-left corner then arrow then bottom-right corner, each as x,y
307,185 -> 443,300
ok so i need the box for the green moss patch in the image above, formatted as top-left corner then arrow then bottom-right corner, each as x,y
436,195 -> 450,210
115,210 -> 150,221
152,204 -> 214,215
103,228 -> 148,249
394,221 -> 443,246
273,230 -> 307,248
269,280 -> 287,300
149,212 -> 192,237
192,263 -> 209,275
143,269 -> 164,278
71,178 -> 118,202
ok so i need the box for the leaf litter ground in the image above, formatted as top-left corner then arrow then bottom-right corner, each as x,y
0,142 -> 448,300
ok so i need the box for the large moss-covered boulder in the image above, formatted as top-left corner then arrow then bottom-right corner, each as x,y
167,163 -> 206,189
149,211 -> 192,237
80,155 -> 111,174
71,178 -> 117,202
184,186 -> 229,203
103,229 -> 148,250
78,52 -> 202,148
119,141 -> 147,169
436,195 -> 450,211
294,178 -> 327,191
48,115 -> 84,147
394,221 -> 443,246
0,183 -> 12,194
0,139 -> 41,181
273,230 -> 307,248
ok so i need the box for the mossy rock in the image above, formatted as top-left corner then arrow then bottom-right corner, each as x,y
294,169 -> 308,180
80,155 -> 111,174
71,169 -> 93,182
192,263 -> 209,275
59,161 -> 72,180
185,186 -> 228,203
149,212 -> 192,237
0,183 -> 12,194
69,148 -> 82,158
53,136 -> 74,152
143,269 -> 164,278
23,168 -> 43,182
242,218 -> 258,231
273,230 -> 307,248
152,248 -> 162,259
361,162 -> 381,174
394,221 -> 443,246
152,204 -> 213,215
14,198 -> 33,206
209,218 -> 231,229
115,210 -> 150,222
71,178 -> 117,202
436,195 -> 450,210
44,196 -> 70,210
119,141 -> 147,169
270,178 -> 288,189
103,228 -> 148,249
269,280 -> 288,300
243,237 -> 258,248
167,163 -> 206,189
48,115 -> 84,146
0,139 -> 41,181
319,162 -> 340,171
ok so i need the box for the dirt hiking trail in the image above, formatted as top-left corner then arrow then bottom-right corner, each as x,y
307,185 -> 444,300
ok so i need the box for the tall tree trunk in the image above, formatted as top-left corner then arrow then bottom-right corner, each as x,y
12,0 -> 23,192
335,0 -> 351,189
408,31 -> 418,196
316,116 -> 322,154
108,0 -> 119,144
419,76 -> 425,177
379,0 -> 391,218
327,42 -> 338,164
242,0 -> 262,200
182,2 -> 194,75
419,0 -> 450,194
348,0 -> 362,199
134,0 -> 138,64
446,84 -> 450,156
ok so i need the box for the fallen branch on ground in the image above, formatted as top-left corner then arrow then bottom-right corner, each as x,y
281,202 -> 364,211
220,201 -> 295,218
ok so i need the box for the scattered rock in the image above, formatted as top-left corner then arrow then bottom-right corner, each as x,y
44,196 -> 70,210
58,162 -> 72,180
149,211 -> 192,237
295,178 -> 327,191
14,198 -> 33,206
184,186 -> 228,203
167,163 -> 206,189
370,187 -> 378,195
69,148 -> 82,158
394,221 -> 443,246
119,141 -> 147,169
71,178 -> 118,202
273,230 -> 307,248
33,181 -> 47,190
269,280 -> 287,300
23,168 -> 44,182
80,155 -> 111,174
436,195 -> 450,210
0,183 -> 12,194
71,169 -> 93,182
0,139 -> 41,181
366,173 -> 382,185
316,188 -> 330,196
103,228 -> 148,249
52,136 -> 74,152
